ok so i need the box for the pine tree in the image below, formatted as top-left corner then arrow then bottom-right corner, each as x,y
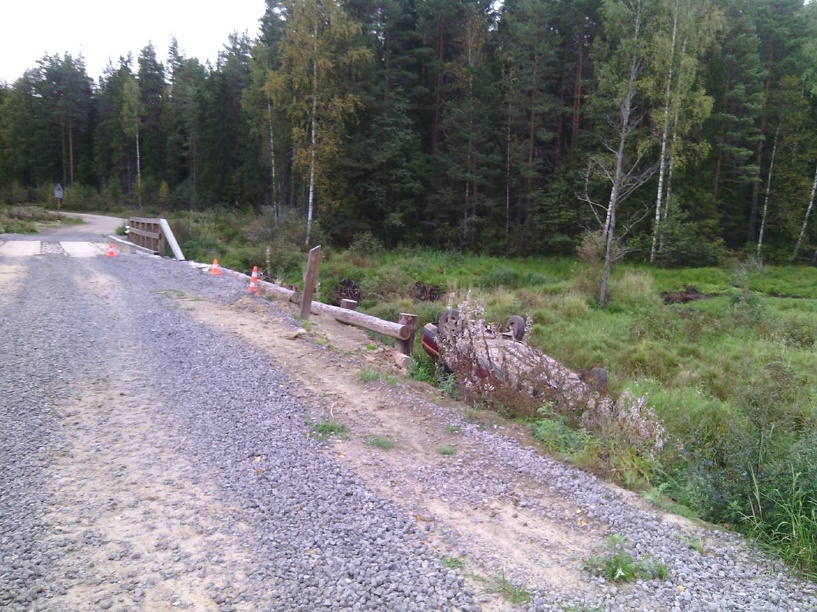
34,54 -> 93,186
137,44 -> 167,193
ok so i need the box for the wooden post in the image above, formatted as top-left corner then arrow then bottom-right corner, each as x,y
300,245 -> 321,320
396,313 -> 418,356
340,299 -> 358,311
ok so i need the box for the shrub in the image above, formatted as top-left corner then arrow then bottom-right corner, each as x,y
586,535 -> 667,582
531,410 -> 590,457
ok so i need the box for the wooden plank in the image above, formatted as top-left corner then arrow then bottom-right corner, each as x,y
299,245 -> 321,320
127,228 -> 161,240
340,299 -> 358,310
396,313 -> 418,356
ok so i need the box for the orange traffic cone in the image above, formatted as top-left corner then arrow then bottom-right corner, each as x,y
248,266 -> 260,294
209,259 -> 222,276
107,243 -> 116,257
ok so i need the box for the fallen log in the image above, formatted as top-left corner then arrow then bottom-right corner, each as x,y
252,278 -> 413,340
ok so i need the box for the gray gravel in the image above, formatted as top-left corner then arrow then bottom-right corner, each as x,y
2,236 -> 816,611
0,248 -> 475,611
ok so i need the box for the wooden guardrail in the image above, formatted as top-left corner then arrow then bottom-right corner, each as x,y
128,217 -> 185,260
214,246 -> 417,356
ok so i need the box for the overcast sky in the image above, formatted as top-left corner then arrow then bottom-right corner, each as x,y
0,0 -> 266,84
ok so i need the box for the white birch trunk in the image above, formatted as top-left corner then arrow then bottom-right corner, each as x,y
505,72 -> 512,243
135,115 -> 142,209
306,40 -> 318,247
792,162 -> 817,261
756,124 -> 780,260
650,1 -> 679,263
267,98 -> 278,223
600,2 -> 643,305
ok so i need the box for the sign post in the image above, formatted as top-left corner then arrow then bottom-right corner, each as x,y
54,183 -> 64,220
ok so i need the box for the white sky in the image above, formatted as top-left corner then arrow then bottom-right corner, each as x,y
0,0 -> 267,85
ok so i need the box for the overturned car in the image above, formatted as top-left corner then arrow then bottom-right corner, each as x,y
422,309 -> 606,402
420,308 -> 665,459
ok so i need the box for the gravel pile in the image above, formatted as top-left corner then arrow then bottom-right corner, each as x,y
2,243 -> 815,611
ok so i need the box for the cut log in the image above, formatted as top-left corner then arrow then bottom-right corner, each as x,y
245,272 -> 413,341
396,313 -> 418,356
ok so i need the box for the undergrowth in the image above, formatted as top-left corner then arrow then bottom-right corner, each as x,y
0,205 -> 68,233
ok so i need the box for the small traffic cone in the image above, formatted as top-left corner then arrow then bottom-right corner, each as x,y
248,266 -> 260,294
107,243 -> 116,257
209,259 -> 222,276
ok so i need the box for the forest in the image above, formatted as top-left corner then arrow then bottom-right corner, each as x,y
2,0 -> 817,267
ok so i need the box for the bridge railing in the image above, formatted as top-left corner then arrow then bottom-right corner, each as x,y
127,217 -> 185,260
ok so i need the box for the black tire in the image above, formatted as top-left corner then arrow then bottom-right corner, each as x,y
588,366 -> 608,388
506,315 -> 526,341
437,309 -> 460,339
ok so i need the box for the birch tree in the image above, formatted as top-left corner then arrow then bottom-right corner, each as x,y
647,0 -> 721,262
581,0 -> 657,306
266,0 -> 372,245
122,75 -> 144,207
792,163 -> 817,261
755,123 -> 779,259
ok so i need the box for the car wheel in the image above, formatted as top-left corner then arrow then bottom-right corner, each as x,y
506,315 -> 526,341
438,309 -> 460,339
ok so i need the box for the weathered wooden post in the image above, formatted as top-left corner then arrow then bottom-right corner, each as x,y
396,313 -> 418,356
300,245 -> 321,320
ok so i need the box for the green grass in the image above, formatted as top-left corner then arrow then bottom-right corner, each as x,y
366,435 -> 395,450
312,420 -> 348,441
492,572 -> 531,605
436,445 -> 457,456
358,367 -> 382,382
440,556 -> 465,570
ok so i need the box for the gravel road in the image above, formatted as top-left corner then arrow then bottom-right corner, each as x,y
0,242 -> 474,611
2,223 -> 816,611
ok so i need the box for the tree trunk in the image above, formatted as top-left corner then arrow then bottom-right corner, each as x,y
650,3 -> 679,263
571,22 -> 584,150
306,51 -> 318,246
432,18 -> 446,156
68,121 -> 75,186
61,119 -> 67,186
748,45 -> 774,243
135,115 -> 142,209
600,3 -> 643,306
505,74 -> 512,244
713,124 -> 725,197
756,124 -> 780,260
792,162 -> 817,261
267,98 -> 278,223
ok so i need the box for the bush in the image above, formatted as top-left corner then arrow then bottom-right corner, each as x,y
653,209 -> 725,268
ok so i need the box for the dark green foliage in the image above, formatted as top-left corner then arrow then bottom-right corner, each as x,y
1,0 -> 816,263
